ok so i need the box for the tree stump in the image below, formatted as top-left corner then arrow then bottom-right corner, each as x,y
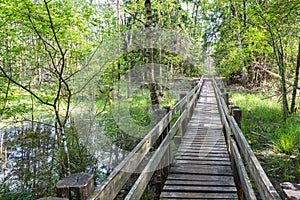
280,182 -> 300,200
56,173 -> 94,200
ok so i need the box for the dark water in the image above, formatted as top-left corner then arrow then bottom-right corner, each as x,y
0,117 -> 129,199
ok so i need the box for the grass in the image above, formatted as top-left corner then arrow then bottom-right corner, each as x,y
231,92 -> 300,190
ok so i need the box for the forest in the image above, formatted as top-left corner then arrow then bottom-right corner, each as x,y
0,0 -> 299,199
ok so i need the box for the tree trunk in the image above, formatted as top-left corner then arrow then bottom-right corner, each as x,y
255,1 -> 289,118
230,0 -> 247,85
291,40 -> 300,113
144,0 -> 159,110
279,54 -> 289,119
117,0 -> 121,98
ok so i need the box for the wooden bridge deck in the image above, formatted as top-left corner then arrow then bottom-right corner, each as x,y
160,79 -> 238,199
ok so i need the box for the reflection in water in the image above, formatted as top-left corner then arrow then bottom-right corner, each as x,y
0,116 -> 129,199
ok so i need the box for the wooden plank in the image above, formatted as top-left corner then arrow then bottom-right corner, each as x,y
174,159 -> 231,166
177,148 -> 228,153
179,142 -> 227,146
177,148 -> 228,152
176,156 -> 230,162
176,151 -> 229,157
180,138 -> 225,142
162,185 -> 237,192
176,153 -> 229,158
170,166 -> 233,176
180,147 -> 227,152
167,174 -> 235,182
172,164 -> 232,171
160,192 -> 238,199
179,144 -> 227,148
164,180 -> 236,187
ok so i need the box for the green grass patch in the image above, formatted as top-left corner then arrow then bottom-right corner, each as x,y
231,93 -> 300,186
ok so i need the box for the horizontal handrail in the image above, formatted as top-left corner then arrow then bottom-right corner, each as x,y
88,77 -> 203,200
212,77 -> 281,200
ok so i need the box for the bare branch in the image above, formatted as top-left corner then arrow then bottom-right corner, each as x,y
0,66 -> 54,107
27,11 -> 56,51
124,9 -> 145,25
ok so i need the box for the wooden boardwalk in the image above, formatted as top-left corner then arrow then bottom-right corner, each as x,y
160,79 -> 238,199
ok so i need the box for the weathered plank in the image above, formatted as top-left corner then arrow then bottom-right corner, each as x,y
160,192 -> 238,199
164,180 -> 236,186
167,174 -> 235,182
174,159 -> 231,166
176,151 -> 229,157
163,185 -> 237,192
170,166 -> 233,176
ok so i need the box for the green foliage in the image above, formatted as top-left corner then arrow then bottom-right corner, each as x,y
232,93 -> 300,155
0,183 -> 32,200
0,0 -> 214,198
273,118 -> 300,155
232,92 -> 300,184
130,92 -> 152,126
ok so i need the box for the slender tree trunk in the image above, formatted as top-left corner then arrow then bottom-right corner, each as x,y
279,57 -> 289,119
255,0 -> 289,118
145,0 -> 159,110
117,0 -> 121,98
230,0 -> 247,85
243,0 -> 248,27
194,0 -> 200,36
291,40 -> 300,113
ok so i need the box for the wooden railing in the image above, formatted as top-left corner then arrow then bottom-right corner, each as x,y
88,77 -> 204,200
212,77 -> 282,200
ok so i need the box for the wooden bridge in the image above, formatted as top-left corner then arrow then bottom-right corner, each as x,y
160,79 -> 237,199
54,75 -> 283,200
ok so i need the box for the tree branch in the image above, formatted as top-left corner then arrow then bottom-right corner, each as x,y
124,9 -> 145,25
0,66 -> 54,107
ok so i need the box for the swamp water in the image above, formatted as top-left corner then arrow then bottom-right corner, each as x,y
0,115 -> 131,199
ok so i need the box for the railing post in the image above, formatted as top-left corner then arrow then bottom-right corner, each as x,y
230,106 -> 242,128
224,92 -> 230,107
180,93 -> 188,135
155,106 -> 171,195
153,107 -> 170,148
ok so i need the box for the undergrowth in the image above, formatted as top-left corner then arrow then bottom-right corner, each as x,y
231,93 -> 300,185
